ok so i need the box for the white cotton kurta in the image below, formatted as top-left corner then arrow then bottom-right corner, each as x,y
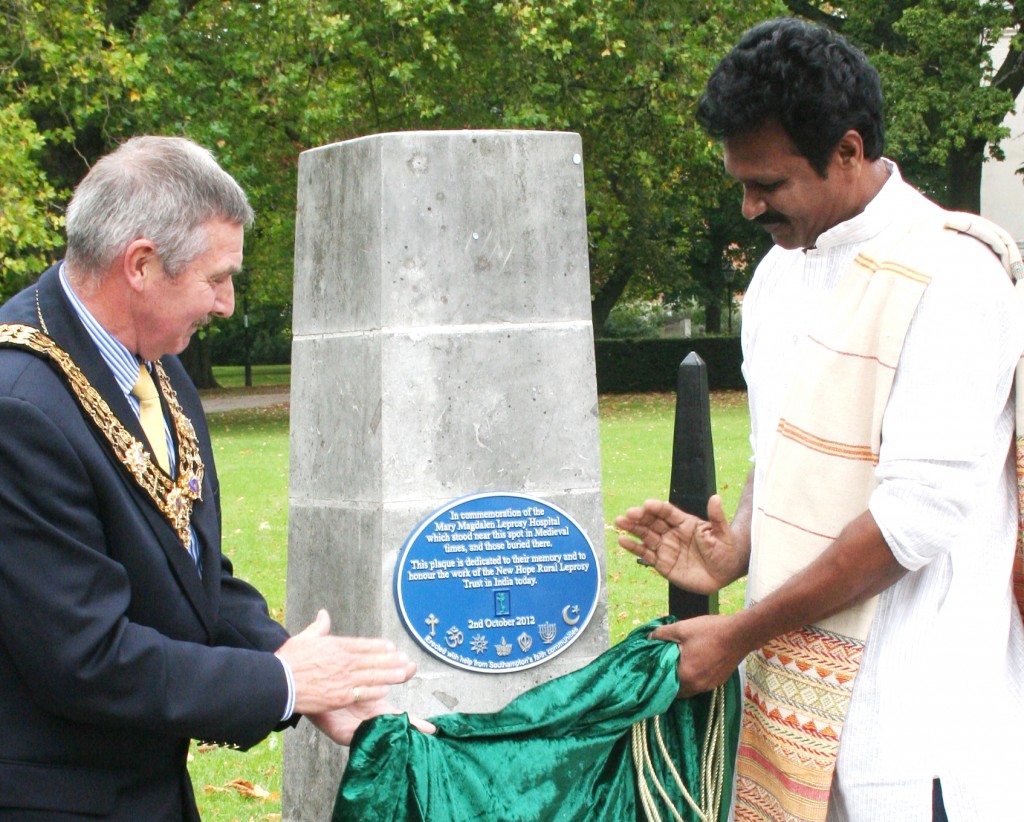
740,162 -> 1024,821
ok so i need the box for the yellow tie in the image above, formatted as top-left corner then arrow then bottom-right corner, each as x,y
132,363 -> 170,473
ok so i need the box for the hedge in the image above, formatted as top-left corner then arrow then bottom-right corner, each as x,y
211,328 -> 744,394
594,336 -> 744,393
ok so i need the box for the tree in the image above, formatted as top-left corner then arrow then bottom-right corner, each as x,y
19,1 -> 1017,359
0,1 -> 149,299
471,1 -> 784,332
0,103 -> 63,293
123,0 -> 783,339
685,195 -> 772,334
1,0 -> 783,351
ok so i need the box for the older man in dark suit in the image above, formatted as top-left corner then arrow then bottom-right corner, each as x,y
0,136 -> 419,819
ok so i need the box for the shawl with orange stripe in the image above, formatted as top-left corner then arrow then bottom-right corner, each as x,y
734,212 -> 1024,822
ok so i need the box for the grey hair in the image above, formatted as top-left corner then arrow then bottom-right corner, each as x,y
64,135 -> 254,279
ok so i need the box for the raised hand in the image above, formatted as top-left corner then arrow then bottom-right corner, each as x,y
614,496 -> 746,594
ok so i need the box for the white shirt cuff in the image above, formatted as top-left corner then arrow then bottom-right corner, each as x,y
275,653 -> 297,721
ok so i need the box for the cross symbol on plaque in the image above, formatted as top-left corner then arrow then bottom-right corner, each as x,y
425,613 -> 439,636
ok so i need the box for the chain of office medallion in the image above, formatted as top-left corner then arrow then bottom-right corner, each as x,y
0,323 -> 204,548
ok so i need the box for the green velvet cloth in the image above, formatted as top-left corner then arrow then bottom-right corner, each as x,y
334,619 -> 740,822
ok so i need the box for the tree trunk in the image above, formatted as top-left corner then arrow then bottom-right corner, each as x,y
590,253 -> 637,336
178,335 -> 219,389
704,301 -> 722,335
946,138 -> 985,213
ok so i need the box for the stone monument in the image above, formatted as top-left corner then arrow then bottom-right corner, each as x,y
284,130 -> 607,819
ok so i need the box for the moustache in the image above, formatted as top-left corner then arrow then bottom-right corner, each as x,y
754,212 -> 789,226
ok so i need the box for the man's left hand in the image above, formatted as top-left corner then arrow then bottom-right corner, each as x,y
649,614 -> 747,698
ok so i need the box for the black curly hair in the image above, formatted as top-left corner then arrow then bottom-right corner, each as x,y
696,17 -> 884,177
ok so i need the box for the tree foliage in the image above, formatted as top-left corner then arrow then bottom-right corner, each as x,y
1,0 -> 1021,361
0,1 -> 148,293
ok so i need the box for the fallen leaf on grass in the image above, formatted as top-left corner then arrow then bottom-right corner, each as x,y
204,779 -> 273,800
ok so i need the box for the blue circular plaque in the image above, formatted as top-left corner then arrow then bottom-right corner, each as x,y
394,492 -> 600,673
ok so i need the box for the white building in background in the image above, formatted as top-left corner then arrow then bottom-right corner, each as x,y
980,33 -> 1024,251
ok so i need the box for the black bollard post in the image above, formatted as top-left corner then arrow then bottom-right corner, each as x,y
667,352 -> 719,619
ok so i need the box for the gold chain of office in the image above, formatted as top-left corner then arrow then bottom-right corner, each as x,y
0,323 -> 204,548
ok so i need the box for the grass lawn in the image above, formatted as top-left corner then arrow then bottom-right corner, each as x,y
191,403 -> 290,820
190,379 -> 752,818
211,363 -> 293,390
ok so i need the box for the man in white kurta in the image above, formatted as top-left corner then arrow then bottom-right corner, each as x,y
616,16 -> 1024,822
742,159 -> 1024,820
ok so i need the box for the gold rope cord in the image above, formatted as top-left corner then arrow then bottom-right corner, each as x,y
631,683 -> 728,822
0,323 -> 203,548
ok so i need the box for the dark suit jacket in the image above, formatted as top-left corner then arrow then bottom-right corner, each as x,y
0,265 -> 293,820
